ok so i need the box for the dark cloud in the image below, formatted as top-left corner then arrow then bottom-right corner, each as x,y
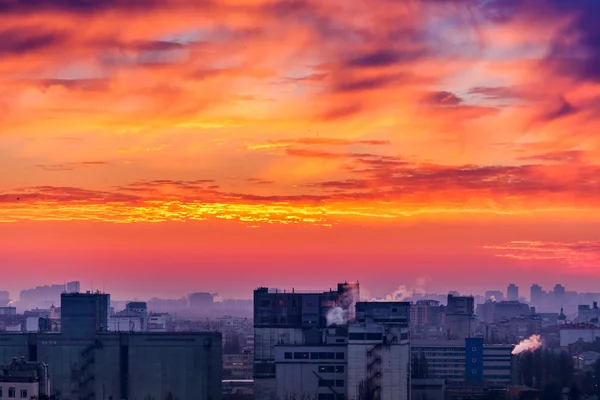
250,138 -> 391,148
0,0 -> 162,14
424,91 -> 464,105
0,186 -> 138,203
0,27 -> 65,54
542,96 -> 579,122
333,74 -> 407,93
482,0 -> 600,82
30,79 -> 109,91
320,104 -> 364,121
345,49 -> 425,68
246,178 -> 275,185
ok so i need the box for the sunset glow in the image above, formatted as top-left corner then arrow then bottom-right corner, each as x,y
2,0 -> 600,297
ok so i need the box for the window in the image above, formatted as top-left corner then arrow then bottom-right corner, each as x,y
284,352 -> 292,359
0,387 -> 2,398
311,352 -> 319,359
335,352 -> 345,360
294,352 -> 309,360
327,352 -> 335,359
366,333 -> 382,340
319,366 -> 334,373
335,339 -> 345,343
8,388 -> 15,398
392,308 -> 398,312
319,352 -> 327,359
349,333 -> 365,340
335,380 -> 344,387
20,390 -> 27,399
335,366 -> 345,373
318,379 -> 335,387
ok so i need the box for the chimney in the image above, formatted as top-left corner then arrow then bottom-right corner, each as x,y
594,302 -> 598,309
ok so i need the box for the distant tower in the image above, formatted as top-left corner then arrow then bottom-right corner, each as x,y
558,307 -> 567,325
507,284 -> 519,301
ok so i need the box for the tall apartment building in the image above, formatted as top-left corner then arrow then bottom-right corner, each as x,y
253,282 -> 358,400
507,284 -> 519,302
530,284 -> 543,305
0,292 -> 221,400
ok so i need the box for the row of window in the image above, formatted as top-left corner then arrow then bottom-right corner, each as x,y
348,333 -> 383,341
318,365 -> 345,373
318,380 -> 345,387
0,388 -> 28,398
284,352 -> 345,360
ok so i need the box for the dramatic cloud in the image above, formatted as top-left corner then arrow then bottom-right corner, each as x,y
484,241 -> 600,270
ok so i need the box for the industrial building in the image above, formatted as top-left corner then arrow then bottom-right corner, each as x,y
411,338 -> 514,386
0,292 -> 222,400
347,302 -> 410,400
253,282 -> 358,400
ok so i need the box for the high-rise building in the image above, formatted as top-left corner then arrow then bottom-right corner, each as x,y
253,282 -> 359,400
554,284 -> 566,302
530,284 -> 543,305
507,284 -> 519,301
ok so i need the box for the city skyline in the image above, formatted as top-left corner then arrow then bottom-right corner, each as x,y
2,0 -> 600,297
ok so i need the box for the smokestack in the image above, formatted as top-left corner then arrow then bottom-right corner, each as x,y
594,302 -> 598,309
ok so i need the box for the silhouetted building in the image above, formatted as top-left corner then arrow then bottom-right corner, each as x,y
0,292 -> 221,400
61,292 -> 110,338
530,284 -> 543,305
507,284 -> 518,302
188,292 -> 214,309
446,295 -> 474,316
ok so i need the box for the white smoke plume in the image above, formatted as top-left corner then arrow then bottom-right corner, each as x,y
512,334 -> 542,355
372,285 -> 425,302
325,282 -> 359,326
326,307 -> 347,326
490,295 -> 496,302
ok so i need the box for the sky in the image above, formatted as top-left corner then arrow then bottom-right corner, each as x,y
2,0 -> 600,300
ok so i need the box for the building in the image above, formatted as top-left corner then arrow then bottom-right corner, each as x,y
578,302 -> 600,324
60,292 -> 110,338
223,352 -> 253,379
411,300 -> 443,328
253,282 -> 358,400
411,339 -> 514,386
507,285 -> 519,302
147,313 -> 171,332
189,292 -> 215,309
0,292 -> 222,400
559,324 -> 600,346
275,342 -> 347,400
0,308 -> 16,316
553,285 -> 566,302
66,281 -> 80,294
0,358 -> 49,400
530,285 -> 543,306
447,295 -> 474,316
347,302 -> 410,400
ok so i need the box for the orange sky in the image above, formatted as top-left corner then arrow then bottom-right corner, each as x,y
1,0 -> 600,299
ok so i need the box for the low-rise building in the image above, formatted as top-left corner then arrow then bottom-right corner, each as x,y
0,358 -> 49,400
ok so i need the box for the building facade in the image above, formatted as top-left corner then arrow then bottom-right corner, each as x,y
253,283 -> 358,400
